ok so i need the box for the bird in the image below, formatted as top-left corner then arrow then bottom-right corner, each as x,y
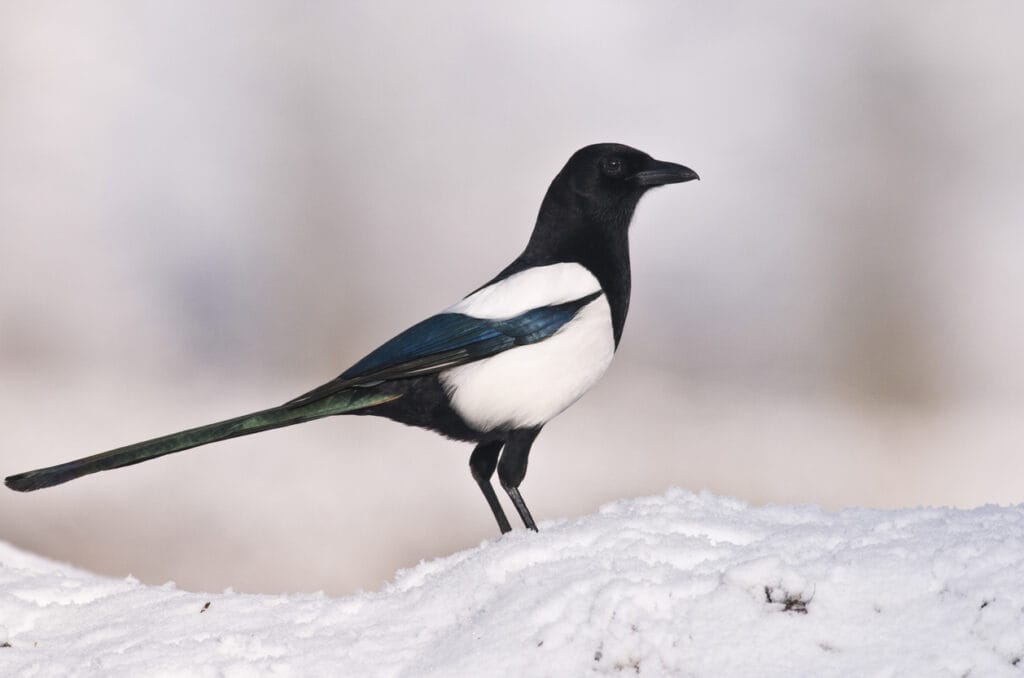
5,143 -> 698,534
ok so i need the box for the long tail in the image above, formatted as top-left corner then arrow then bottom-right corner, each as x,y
5,389 -> 400,492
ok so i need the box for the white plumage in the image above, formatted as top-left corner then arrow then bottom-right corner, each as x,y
439,263 -> 615,431
446,262 -> 604,319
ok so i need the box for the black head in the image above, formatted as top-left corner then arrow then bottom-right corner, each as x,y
547,143 -> 698,222
528,143 -> 698,259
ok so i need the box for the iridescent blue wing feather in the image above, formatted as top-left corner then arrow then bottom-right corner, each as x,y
285,291 -> 601,407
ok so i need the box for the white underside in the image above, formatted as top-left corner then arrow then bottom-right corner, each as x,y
439,263 -> 615,432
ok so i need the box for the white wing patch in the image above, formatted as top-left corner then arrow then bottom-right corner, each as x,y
448,262 -> 603,320
439,281 -> 615,432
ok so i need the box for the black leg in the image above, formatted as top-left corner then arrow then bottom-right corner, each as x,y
497,428 -> 542,531
470,441 -> 512,534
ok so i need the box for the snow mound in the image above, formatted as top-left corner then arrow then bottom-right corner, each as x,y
2,490 -> 1023,677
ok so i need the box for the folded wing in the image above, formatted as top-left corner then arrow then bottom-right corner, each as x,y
285,291 -> 601,407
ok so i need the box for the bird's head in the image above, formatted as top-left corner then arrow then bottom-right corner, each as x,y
531,143 -> 698,254
558,143 -> 698,217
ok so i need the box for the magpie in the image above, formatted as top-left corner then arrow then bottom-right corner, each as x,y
5,143 -> 698,534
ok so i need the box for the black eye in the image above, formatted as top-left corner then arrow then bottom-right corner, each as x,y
601,157 -> 624,176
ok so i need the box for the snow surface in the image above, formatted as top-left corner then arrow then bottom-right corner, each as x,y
2,490 -> 1023,677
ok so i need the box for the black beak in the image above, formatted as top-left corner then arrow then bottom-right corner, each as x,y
633,159 -> 700,187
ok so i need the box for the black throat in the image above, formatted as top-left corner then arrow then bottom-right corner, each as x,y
483,177 -> 640,347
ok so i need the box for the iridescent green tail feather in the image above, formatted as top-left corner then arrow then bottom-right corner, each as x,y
5,389 -> 399,492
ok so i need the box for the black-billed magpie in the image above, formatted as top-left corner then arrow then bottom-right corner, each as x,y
5,143 -> 698,534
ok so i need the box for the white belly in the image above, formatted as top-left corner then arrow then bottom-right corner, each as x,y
439,265 -> 615,431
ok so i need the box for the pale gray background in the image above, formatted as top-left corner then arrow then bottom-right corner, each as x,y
2,2 -> 1022,594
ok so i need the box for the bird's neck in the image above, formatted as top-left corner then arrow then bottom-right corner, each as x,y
520,196 -> 634,347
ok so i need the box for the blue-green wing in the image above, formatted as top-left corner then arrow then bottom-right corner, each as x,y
285,291 -> 600,407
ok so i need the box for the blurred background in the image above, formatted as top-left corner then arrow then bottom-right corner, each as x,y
2,1 -> 1022,595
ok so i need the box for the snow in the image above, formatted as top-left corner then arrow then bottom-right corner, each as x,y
2,490 -> 1023,677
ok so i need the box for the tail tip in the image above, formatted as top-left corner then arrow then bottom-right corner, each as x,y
5,473 -> 42,492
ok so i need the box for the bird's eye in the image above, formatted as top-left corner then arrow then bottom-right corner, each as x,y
601,157 -> 624,176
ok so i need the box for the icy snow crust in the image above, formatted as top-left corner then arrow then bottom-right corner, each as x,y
2,491 -> 1023,677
